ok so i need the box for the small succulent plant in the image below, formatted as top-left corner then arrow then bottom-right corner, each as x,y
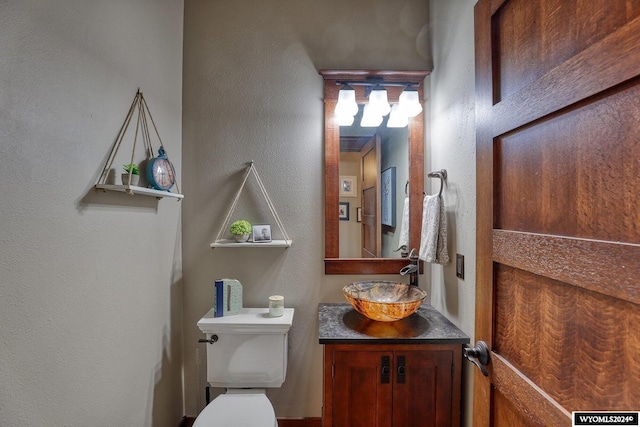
230,220 -> 252,235
123,163 -> 140,175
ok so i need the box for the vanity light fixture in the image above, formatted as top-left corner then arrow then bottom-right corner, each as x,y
334,80 -> 422,128
361,103 -> 383,127
367,84 -> 391,116
336,113 -> 355,126
336,84 -> 358,117
387,104 -> 409,128
398,84 -> 423,117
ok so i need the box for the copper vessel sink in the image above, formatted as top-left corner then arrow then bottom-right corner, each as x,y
342,281 -> 427,322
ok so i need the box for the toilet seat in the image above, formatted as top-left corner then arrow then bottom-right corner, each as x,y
193,389 -> 278,427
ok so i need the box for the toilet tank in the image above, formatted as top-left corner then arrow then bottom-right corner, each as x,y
197,307 -> 294,388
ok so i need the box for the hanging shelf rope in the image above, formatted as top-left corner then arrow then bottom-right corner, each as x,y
211,162 -> 292,248
95,88 -> 183,200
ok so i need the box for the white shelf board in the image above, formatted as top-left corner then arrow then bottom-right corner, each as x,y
95,184 -> 184,199
211,239 -> 292,248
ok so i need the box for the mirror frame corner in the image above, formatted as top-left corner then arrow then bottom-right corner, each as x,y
320,70 -> 430,275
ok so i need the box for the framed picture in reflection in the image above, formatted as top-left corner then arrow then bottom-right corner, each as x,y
339,202 -> 350,221
339,176 -> 357,197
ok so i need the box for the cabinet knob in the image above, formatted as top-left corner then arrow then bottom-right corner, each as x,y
397,355 -> 406,384
381,356 -> 391,384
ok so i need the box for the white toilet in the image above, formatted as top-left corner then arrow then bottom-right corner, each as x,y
194,307 -> 294,427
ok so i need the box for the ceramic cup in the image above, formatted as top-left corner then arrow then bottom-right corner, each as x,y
268,295 -> 284,317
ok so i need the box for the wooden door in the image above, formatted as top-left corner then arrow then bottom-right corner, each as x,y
361,134 -> 382,258
393,350 -> 454,427
331,349 -> 392,427
474,1 -> 640,426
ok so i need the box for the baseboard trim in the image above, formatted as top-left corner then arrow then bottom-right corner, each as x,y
179,416 -> 321,427
277,418 -> 322,427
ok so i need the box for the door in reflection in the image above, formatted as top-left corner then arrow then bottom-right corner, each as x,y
360,134 -> 381,257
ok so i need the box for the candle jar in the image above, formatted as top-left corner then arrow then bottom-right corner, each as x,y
268,295 -> 284,317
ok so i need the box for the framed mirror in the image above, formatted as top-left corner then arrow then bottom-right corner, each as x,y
320,70 -> 430,274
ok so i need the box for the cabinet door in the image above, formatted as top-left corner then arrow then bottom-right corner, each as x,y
393,350 -> 453,427
332,350 -> 393,427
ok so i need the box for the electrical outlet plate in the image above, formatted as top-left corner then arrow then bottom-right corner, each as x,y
456,254 -> 464,279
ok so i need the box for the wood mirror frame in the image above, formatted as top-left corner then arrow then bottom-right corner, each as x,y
320,70 -> 430,274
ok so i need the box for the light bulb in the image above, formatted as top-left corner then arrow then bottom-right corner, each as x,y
398,86 -> 423,117
335,85 -> 358,117
336,113 -> 355,126
361,103 -> 383,127
368,85 -> 391,116
387,105 -> 408,128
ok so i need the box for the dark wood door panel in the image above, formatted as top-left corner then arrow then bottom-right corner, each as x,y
493,15 -> 640,138
491,357 -> 569,427
393,350 -> 453,427
332,350 -> 392,427
493,230 -> 640,305
360,135 -> 380,258
492,388 -> 543,427
494,79 -> 640,243
362,186 -> 377,258
475,0 -> 640,424
493,0 -> 640,103
494,264 -> 640,411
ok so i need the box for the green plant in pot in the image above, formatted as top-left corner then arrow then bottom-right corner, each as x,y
122,163 -> 140,186
230,220 -> 252,243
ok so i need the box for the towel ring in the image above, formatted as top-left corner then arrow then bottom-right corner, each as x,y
427,169 -> 447,197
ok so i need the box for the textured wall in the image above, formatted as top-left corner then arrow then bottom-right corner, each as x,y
0,1 -> 184,425
182,0 -> 431,418
428,1 -> 478,425
0,0 -> 480,423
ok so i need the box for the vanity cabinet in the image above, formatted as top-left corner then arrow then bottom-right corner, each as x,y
318,303 -> 469,427
324,343 -> 459,427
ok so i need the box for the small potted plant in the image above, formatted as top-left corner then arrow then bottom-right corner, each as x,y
122,163 -> 140,186
230,220 -> 252,243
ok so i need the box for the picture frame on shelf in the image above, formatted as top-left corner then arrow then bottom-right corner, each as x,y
339,175 -> 357,197
339,202 -> 350,221
252,224 -> 272,243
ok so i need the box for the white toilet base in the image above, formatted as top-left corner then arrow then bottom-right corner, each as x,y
193,389 -> 278,427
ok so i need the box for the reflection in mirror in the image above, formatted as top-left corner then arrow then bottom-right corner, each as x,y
339,105 -> 409,259
321,70 -> 430,275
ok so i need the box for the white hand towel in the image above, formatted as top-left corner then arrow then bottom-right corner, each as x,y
418,194 -> 449,264
396,196 -> 410,251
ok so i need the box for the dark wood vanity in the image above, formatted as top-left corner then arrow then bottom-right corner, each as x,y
318,303 -> 469,427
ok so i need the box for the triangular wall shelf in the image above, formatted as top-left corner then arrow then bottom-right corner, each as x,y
211,162 -> 292,248
94,89 -> 183,200
95,183 -> 184,200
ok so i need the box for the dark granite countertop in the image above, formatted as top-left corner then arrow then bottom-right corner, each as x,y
318,303 -> 470,345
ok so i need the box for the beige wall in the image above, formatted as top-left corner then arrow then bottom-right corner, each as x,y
0,0 -> 479,423
182,0 -> 433,418
182,0 -> 479,421
428,1 -> 478,425
0,1 -> 184,426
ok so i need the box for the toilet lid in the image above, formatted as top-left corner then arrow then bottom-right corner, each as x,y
193,391 -> 277,427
